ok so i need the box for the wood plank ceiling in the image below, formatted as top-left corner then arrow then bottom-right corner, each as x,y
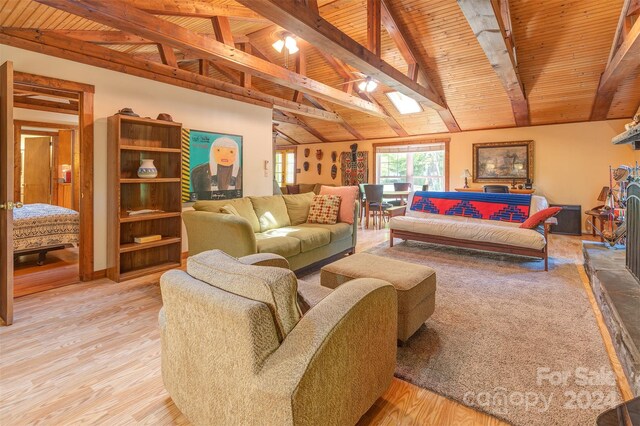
0,0 -> 637,146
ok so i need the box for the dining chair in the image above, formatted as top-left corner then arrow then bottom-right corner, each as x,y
483,185 -> 510,193
389,182 -> 412,206
364,185 -> 392,229
358,183 -> 367,225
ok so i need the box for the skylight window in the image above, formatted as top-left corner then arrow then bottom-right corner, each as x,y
385,91 -> 423,115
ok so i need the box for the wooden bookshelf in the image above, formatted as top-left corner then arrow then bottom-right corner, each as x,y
107,114 -> 183,282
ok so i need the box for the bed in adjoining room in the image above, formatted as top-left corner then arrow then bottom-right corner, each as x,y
13,203 -> 80,266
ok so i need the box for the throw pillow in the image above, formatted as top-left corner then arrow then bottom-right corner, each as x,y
307,194 -> 341,225
220,204 -> 240,216
319,185 -> 358,224
286,184 -> 300,194
282,192 -> 315,225
520,206 -> 562,229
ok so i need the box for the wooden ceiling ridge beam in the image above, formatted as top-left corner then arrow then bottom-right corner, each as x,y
34,0 -> 387,118
592,1 -> 640,120
0,29 -> 341,122
235,0 -> 447,111
379,0 -> 460,132
457,0 -> 529,126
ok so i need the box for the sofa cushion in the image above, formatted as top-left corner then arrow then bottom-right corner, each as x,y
282,192 -> 315,226
307,195 -> 341,225
221,204 -> 240,216
264,226 -> 331,253
194,198 -> 260,232
296,222 -> 352,242
187,249 -> 301,341
255,233 -> 301,258
250,195 -> 291,232
319,185 -> 358,224
297,183 -> 315,194
390,215 -> 546,250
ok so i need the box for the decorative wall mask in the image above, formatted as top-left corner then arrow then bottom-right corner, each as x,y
303,161 -> 310,171
316,149 -> 323,161
331,151 -> 337,162
317,163 -> 322,175
331,164 -> 337,180
304,148 -> 310,158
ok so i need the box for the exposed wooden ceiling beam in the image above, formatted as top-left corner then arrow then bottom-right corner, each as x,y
14,120 -> 77,129
239,43 -> 252,88
34,0 -> 387,118
123,0 -> 267,21
379,0 -> 459,132
157,44 -> 178,67
14,96 -> 79,115
48,30 -> 153,44
274,128 -> 300,145
367,0 -> 381,57
457,0 -> 529,126
211,16 -> 235,47
0,29 -> 341,122
592,2 -> 640,120
310,44 -> 409,137
236,0 -> 447,111
14,83 -> 79,100
273,111 -> 304,126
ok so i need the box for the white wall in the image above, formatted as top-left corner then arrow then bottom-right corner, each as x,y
2,45 -> 274,271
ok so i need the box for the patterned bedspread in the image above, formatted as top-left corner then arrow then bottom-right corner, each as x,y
13,203 -> 80,251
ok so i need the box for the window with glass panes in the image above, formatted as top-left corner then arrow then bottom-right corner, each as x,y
274,148 -> 296,186
375,142 -> 448,191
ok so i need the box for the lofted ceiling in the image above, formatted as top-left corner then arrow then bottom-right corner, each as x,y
1,0 -> 638,146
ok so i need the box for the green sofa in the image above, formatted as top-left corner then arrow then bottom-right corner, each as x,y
182,192 -> 358,271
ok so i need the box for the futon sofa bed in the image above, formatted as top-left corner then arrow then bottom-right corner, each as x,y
389,191 -> 555,270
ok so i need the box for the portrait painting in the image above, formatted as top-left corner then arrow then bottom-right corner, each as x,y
182,129 -> 243,202
472,140 -> 533,183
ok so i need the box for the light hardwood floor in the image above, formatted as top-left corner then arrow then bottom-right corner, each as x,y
0,229 -> 628,425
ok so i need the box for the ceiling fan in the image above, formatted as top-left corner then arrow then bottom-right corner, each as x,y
336,71 -> 378,92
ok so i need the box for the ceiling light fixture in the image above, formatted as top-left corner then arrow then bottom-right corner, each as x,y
357,77 -> 378,93
272,32 -> 299,67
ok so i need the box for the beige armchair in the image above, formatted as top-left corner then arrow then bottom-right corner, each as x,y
159,250 -> 397,426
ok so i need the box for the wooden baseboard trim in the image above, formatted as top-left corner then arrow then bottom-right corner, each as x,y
91,269 -> 107,279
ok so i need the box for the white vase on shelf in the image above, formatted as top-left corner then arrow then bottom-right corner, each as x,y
137,159 -> 158,178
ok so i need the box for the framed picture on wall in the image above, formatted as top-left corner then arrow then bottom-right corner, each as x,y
472,140 -> 533,183
181,129 -> 243,202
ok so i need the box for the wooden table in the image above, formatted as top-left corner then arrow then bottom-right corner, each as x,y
454,187 -> 535,194
585,209 -> 619,242
382,190 -> 411,201
364,191 -> 410,229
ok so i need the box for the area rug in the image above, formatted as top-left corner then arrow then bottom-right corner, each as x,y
303,241 -> 622,425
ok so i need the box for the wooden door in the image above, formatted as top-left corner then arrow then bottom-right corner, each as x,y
1,61 -> 15,325
55,129 -> 73,209
23,136 -> 51,204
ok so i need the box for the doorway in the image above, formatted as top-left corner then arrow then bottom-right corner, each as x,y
13,121 -> 81,297
1,64 -> 94,325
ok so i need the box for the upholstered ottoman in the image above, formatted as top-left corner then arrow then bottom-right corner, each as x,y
321,253 -> 436,344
